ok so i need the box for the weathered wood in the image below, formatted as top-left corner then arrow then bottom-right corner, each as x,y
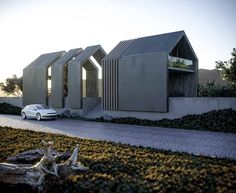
0,163 -> 40,185
7,148 -> 71,164
0,140 -> 88,192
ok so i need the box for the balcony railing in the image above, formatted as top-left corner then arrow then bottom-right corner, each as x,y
168,56 -> 193,70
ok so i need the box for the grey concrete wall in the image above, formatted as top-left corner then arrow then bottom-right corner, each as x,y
23,51 -> 65,106
193,60 -> 199,96
67,45 -> 106,109
67,60 -> 98,109
51,61 -> 65,107
118,52 -> 168,112
102,40 -> 134,110
23,67 -> 48,105
54,97 -> 100,116
67,61 -> 82,109
82,79 -> 102,97
0,97 -> 23,107
169,73 -> 196,96
104,97 -> 236,120
84,60 -> 98,97
82,97 -> 100,115
51,49 -> 82,108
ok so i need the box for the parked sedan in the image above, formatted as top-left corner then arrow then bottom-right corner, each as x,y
21,104 -> 57,121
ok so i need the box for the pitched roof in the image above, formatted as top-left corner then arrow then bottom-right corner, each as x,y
122,31 -> 185,56
24,51 -> 65,69
73,45 -> 106,65
103,40 -> 135,61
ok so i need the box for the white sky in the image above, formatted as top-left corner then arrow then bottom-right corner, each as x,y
0,0 -> 235,82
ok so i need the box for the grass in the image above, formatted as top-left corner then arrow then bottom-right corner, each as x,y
0,126 -> 236,193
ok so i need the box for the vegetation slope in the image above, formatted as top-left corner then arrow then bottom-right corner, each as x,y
0,127 -> 235,193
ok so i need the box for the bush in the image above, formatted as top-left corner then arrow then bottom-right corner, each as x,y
198,81 -> 236,97
0,127 -> 236,193
0,102 -> 21,115
95,109 -> 236,133
169,58 -> 188,69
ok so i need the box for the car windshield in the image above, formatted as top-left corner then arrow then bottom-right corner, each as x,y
36,105 -> 50,110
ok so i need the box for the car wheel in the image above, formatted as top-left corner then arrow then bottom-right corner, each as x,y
21,112 -> 26,119
36,113 -> 41,121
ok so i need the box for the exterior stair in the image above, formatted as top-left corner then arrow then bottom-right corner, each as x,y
83,102 -> 103,119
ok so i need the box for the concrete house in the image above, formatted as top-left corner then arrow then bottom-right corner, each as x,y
23,45 -> 106,115
102,31 -> 198,113
23,31 -> 198,119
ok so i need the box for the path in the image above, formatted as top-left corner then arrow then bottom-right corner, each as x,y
0,114 -> 236,160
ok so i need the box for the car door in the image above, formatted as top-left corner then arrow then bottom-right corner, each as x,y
28,105 -> 37,118
31,105 -> 38,118
24,106 -> 31,117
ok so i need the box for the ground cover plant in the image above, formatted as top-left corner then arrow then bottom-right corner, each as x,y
0,102 -> 21,115
95,108 -> 236,133
0,126 -> 235,193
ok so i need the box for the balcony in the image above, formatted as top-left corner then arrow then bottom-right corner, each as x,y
168,56 -> 194,73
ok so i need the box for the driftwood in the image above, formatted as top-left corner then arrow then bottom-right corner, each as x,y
0,140 -> 88,192
7,148 -> 71,164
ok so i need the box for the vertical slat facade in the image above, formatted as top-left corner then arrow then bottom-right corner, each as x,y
102,40 -> 135,110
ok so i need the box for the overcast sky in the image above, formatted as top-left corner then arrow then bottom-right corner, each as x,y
0,0 -> 235,82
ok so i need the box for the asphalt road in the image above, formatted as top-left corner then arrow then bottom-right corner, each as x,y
0,114 -> 236,160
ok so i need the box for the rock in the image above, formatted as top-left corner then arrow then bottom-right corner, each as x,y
58,108 -> 72,118
70,112 -> 79,118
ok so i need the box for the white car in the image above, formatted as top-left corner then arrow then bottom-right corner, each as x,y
21,104 -> 57,121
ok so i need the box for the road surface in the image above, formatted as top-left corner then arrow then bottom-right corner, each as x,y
0,114 -> 236,160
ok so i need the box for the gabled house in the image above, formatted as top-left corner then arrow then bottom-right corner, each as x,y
102,31 -> 198,113
23,31 -> 198,118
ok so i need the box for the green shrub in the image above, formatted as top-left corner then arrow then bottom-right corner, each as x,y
198,81 -> 236,97
95,109 -> 236,133
169,58 -> 188,69
0,102 -> 21,115
0,127 -> 236,193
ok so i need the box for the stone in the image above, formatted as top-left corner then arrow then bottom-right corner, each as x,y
58,108 -> 72,118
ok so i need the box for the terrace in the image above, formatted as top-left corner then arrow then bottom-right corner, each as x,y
168,56 -> 194,72
167,35 -> 198,97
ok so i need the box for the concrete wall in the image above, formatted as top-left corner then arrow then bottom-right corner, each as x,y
67,60 -> 82,108
1,97 -> 235,121
67,59 -> 98,109
103,97 -> 236,120
102,40 -> 135,110
83,79 -> 102,97
51,49 -> 82,108
84,61 -> 98,97
0,97 -> 23,107
82,97 -> 101,115
169,72 -> 196,96
23,67 -> 47,105
119,52 -> 168,112
23,51 -> 65,106
67,45 -> 106,109
54,97 -> 100,116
